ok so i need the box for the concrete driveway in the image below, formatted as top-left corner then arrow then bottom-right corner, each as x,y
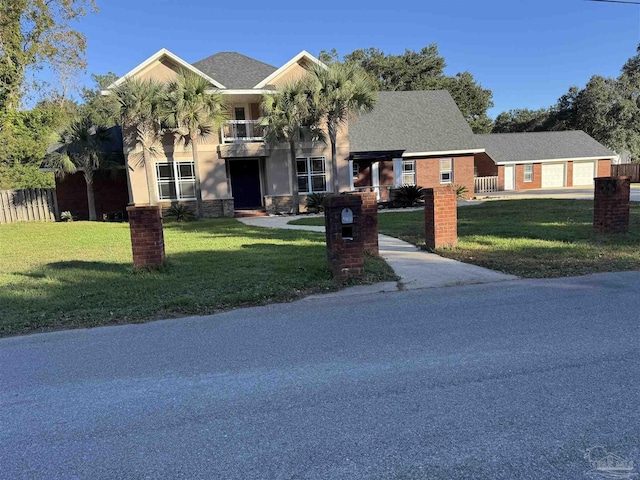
479,184 -> 640,201
2,272 -> 640,479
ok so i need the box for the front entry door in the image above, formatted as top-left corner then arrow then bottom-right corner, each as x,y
229,159 -> 262,209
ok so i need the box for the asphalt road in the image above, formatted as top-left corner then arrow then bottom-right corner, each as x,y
2,272 -> 640,479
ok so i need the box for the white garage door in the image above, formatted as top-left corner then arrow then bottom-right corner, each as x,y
572,161 -> 596,186
542,163 -> 566,188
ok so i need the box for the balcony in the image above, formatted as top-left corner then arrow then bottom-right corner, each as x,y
218,120 -> 268,158
221,120 -> 264,143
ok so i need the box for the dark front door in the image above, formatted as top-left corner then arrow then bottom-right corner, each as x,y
229,159 -> 262,209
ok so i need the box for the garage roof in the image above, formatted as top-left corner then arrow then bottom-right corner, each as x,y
349,90 -> 482,156
477,131 -> 616,164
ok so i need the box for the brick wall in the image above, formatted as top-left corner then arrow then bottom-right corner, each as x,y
424,186 -> 457,249
514,163 -> 542,190
354,192 -> 378,255
56,170 -> 129,220
415,155 -> 475,198
127,206 -> 165,268
497,165 -> 505,190
159,199 -> 234,218
324,195 -> 364,278
594,176 -> 630,234
566,161 -> 574,187
598,159 -> 612,178
264,195 -> 294,214
474,153 -> 498,177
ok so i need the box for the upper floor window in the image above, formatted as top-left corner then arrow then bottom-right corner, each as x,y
297,156 -> 327,193
440,158 -> 453,184
402,160 -> 416,185
156,161 -> 196,201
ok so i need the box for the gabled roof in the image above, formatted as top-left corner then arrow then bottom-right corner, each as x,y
253,50 -> 326,88
349,90 -> 482,156
477,131 -> 616,163
106,48 -> 225,90
193,52 -> 277,89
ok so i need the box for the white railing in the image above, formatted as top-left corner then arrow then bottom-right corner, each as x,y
221,120 -> 264,143
475,176 -> 499,193
353,185 -> 394,201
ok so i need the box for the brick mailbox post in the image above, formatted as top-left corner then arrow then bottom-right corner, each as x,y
594,176 -> 631,234
127,205 -> 166,269
324,195 -> 364,279
424,186 -> 458,249
354,191 -> 379,256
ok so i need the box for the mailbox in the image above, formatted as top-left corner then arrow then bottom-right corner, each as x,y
324,195 -> 364,278
341,207 -> 354,240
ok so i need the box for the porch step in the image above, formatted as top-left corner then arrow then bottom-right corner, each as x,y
234,209 -> 268,218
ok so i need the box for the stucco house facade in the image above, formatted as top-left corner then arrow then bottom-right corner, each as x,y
106,49 -> 350,216
107,48 -> 616,217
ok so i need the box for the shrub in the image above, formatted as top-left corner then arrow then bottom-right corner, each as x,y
454,184 -> 469,200
165,203 -> 195,222
60,211 -> 74,222
392,185 -> 425,207
305,193 -> 328,213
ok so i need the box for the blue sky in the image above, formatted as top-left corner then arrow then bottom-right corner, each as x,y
75,0 -> 639,117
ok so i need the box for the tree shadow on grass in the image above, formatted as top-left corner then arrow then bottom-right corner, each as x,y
1,242 -> 392,337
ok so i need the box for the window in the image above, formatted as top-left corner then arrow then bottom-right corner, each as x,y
440,158 -> 453,184
524,164 -> 533,183
401,160 -> 416,185
156,161 -> 196,201
297,156 -> 327,193
352,162 -> 360,180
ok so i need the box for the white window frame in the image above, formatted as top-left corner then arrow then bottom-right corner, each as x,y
296,156 -> 328,194
401,160 -> 416,186
524,164 -> 534,183
352,162 -> 360,180
440,158 -> 453,184
156,161 -> 197,201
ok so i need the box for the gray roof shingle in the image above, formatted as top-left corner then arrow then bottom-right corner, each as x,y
349,90 -> 481,155
192,52 -> 277,89
477,131 -> 615,163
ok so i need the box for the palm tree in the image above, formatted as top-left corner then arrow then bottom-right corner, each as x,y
163,69 -> 227,217
111,77 -> 165,206
260,79 -> 320,214
310,63 -> 377,193
45,117 -> 115,221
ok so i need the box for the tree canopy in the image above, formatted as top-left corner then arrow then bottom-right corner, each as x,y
319,45 -> 494,133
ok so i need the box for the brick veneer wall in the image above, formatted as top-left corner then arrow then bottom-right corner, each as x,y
415,156 -> 475,198
264,195 -> 294,214
424,186 -> 458,249
594,176 -> 630,234
474,153 -> 498,177
354,192 -> 378,255
598,159 -> 612,178
515,163 -> 542,190
159,199 -> 234,218
56,170 -> 129,220
127,206 -> 165,268
324,195 -> 364,278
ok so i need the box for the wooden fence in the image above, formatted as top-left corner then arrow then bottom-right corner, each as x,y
0,189 -> 59,224
475,176 -> 499,193
611,164 -> 640,183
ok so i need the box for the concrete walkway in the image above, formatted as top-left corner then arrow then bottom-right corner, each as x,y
238,215 -> 517,296
479,185 -> 640,202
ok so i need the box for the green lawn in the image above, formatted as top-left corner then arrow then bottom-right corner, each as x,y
291,199 -> 640,278
0,219 -> 395,336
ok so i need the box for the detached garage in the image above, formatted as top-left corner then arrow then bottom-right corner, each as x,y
476,131 -> 616,191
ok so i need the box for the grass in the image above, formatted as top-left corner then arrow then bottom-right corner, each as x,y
290,199 -> 640,278
0,219 -> 395,336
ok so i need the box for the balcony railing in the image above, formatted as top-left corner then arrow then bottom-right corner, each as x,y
221,120 -> 264,143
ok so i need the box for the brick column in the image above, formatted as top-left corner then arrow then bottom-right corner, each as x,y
424,186 -> 457,249
354,192 -> 379,256
324,195 -> 364,279
127,206 -> 165,268
594,176 -> 630,234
